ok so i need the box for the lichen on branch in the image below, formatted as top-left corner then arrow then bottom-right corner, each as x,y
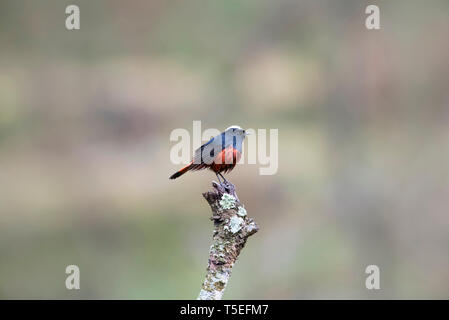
197,181 -> 259,300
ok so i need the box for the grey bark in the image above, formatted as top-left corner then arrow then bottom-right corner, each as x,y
197,181 -> 259,300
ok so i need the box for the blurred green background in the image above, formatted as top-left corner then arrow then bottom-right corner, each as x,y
1,0 -> 449,299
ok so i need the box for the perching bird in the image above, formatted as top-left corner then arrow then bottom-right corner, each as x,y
169,125 -> 249,184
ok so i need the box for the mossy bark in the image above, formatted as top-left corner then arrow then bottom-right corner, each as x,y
197,181 -> 259,300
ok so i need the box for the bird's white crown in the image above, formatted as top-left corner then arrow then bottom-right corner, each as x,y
225,125 -> 242,131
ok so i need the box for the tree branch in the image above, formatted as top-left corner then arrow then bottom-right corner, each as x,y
197,181 -> 259,300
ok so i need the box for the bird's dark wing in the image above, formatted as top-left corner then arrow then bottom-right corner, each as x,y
193,133 -> 225,165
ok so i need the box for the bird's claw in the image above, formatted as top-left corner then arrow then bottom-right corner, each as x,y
212,180 -> 231,192
220,180 -> 233,193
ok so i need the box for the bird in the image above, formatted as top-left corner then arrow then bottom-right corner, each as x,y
169,125 -> 249,184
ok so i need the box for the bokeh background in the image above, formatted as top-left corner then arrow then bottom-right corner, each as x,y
1,0 -> 449,299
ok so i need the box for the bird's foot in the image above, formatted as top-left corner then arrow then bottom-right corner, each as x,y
212,180 -> 239,202
223,180 -> 232,190
212,180 -> 229,190
218,173 -> 229,186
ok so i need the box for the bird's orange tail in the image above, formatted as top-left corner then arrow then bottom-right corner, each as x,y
169,163 -> 192,180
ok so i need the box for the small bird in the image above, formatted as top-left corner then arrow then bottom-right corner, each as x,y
169,125 -> 249,184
